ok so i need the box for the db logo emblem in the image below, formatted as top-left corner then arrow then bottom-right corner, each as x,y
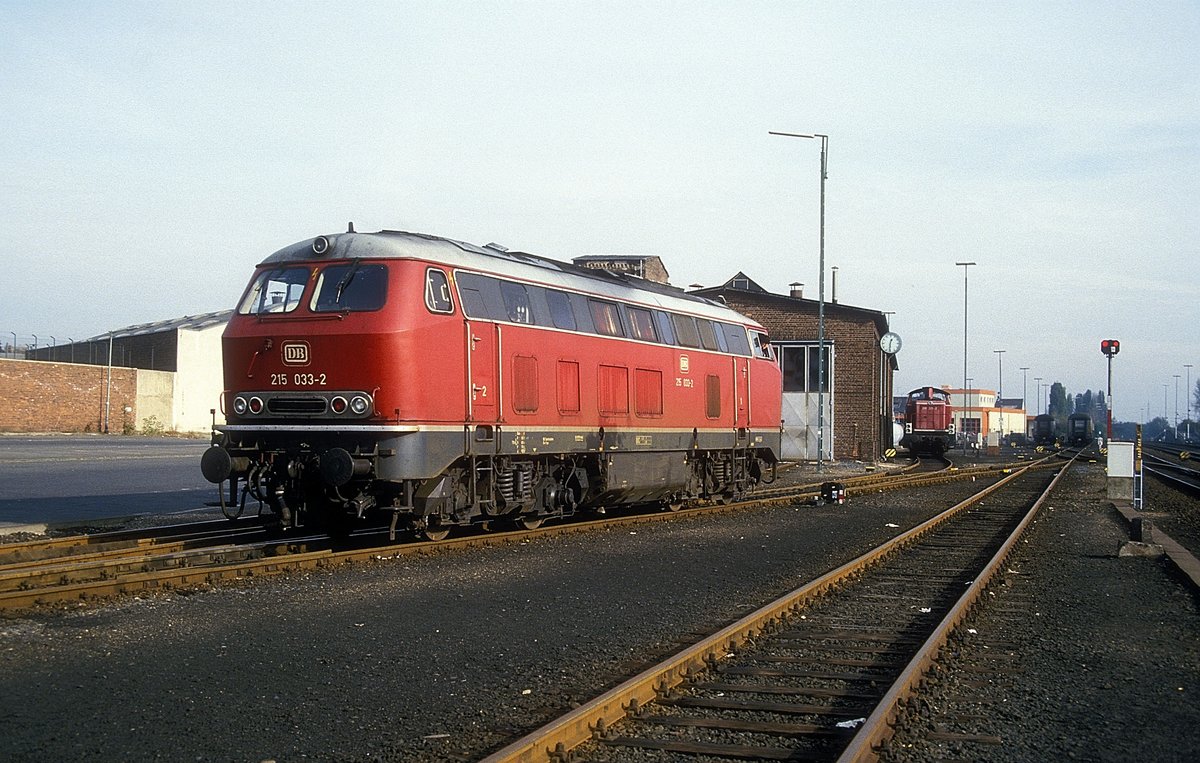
282,341 -> 310,366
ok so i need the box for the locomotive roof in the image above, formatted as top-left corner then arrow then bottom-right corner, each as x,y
261,229 -> 762,327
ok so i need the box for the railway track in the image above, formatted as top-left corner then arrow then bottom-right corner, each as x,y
1143,443 -> 1200,494
0,455 -> 1057,614
482,456 -> 1076,762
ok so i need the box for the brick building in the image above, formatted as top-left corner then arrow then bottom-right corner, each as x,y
692,274 -> 896,462
0,358 -> 145,434
14,312 -> 230,433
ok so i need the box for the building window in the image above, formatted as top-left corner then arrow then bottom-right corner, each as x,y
781,345 -> 831,393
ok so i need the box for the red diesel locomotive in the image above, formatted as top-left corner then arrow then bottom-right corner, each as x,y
201,229 -> 783,538
899,386 -> 956,454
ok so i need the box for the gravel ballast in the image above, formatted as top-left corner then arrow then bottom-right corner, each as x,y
881,462 -> 1200,761
1,461 -> 1196,761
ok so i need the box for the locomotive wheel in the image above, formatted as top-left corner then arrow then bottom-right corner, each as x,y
516,514 -> 544,531
417,519 -> 451,542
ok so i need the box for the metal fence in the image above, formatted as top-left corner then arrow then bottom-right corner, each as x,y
4,332 -> 111,364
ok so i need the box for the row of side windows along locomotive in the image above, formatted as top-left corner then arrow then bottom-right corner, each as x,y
204,230 -> 782,538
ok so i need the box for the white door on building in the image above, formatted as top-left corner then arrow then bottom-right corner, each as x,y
778,343 -> 834,461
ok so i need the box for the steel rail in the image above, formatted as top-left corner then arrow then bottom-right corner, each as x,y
0,516 -> 271,565
479,460 -> 1052,763
0,456 -> 1058,614
837,453 -> 1079,761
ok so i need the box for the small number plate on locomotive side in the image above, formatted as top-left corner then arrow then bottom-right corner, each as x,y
270,372 -> 328,386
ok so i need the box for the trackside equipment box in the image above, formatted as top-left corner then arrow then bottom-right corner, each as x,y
1107,441 -> 1135,500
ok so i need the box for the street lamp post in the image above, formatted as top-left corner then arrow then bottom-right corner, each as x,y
1174,374 -> 1181,437
994,349 -> 1006,440
1033,377 -> 1043,415
1019,366 -> 1029,440
1186,364 -> 1194,442
955,262 -> 976,454
770,130 -> 829,470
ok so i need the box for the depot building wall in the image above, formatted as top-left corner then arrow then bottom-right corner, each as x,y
711,294 -> 892,461
0,358 -> 167,434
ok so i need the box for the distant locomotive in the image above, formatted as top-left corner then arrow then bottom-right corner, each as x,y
899,387 -> 956,454
1032,414 -> 1057,447
1066,413 -> 1093,446
201,229 -> 783,538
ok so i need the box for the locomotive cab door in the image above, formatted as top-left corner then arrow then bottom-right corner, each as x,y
465,320 -> 499,424
734,355 -> 751,432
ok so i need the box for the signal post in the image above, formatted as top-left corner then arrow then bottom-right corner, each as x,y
1101,339 -> 1119,440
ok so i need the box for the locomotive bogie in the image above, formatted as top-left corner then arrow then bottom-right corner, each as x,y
204,230 -> 783,537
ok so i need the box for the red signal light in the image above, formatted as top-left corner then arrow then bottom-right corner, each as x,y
1101,339 -> 1120,356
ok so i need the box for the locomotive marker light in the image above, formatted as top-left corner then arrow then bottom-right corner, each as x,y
1101,339 -> 1119,440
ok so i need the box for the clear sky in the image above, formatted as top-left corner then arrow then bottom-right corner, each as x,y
3,1 -> 1197,423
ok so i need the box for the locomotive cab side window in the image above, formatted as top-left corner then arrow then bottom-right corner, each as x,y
238,266 -> 310,315
626,307 -> 658,342
750,331 -> 773,360
672,314 -> 701,348
311,262 -> 388,313
722,324 -> 752,356
588,299 -> 625,337
499,281 -> 533,324
545,290 -> 577,330
653,311 -> 676,345
697,320 -> 721,351
425,269 -> 454,313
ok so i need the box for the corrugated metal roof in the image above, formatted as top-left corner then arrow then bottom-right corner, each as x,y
87,310 -> 232,340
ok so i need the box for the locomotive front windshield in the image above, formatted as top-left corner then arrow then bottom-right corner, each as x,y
238,266 -> 310,314
311,262 -> 388,312
909,388 -> 950,403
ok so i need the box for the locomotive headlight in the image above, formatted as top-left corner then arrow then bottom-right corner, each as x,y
349,395 -> 371,415
248,396 -> 264,415
233,396 -> 248,415
330,395 -> 348,415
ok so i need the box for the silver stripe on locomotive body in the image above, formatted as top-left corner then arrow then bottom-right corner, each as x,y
259,230 -> 760,329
